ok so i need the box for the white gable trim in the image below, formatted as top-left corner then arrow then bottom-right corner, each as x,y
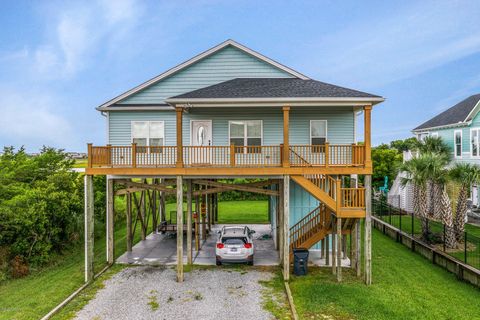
97,39 -> 309,110
464,98 -> 480,122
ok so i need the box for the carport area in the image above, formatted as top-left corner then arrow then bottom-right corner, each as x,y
117,224 -> 279,266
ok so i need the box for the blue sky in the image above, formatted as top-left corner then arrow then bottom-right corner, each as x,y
2,0 -> 480,152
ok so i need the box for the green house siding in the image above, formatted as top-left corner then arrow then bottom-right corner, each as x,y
118,45 -> 295,105
427,111 -> 480,164
108,106 -> 355,146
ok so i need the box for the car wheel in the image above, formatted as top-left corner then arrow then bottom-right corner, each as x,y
247,261 -> 253,266
216,260 -> 222,266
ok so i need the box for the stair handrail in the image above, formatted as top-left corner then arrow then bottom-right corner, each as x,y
289,205 -> 325,248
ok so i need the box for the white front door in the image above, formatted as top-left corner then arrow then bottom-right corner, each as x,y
191,120 -> 212,164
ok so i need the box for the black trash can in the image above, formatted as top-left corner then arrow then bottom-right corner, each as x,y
293,248 -> 309,276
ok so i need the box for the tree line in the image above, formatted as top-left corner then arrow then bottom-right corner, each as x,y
0,147 -> 106,279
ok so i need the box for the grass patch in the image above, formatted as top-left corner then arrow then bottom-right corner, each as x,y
217,200 -> 268,224
147,290 -> 160,311
377,214 -> 480,268
72,159 -> 88,168
51,264 -> 125,320
259,269 -> 291,320
289,228 -> 480,320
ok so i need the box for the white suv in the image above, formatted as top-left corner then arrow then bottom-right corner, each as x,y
215,226 -> 255,266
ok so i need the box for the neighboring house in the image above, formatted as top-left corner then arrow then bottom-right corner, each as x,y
387,150 -> 417,212
83,39 -> 383,283
412,94 -> 480,207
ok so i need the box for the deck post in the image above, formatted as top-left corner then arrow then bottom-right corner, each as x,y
84,175 -> 94,283
195,188 -> 200,251
176,175 -> 184,282
282,106 -> 290,167
106,178 -> 115,265
365,174 -> 372,285
278,179 -> 284,264
325,234 -> 330,266
332,223 -> 337,274
337,217 -> 342,281
160,179 -> 166,224
126,192 -> 132,252
140,190 -> 146,240
187,179 -> 193,264
364,106 -> 372,168
355,220 -> 361,276
176,106 -> 184,168
283,175 -> 290,281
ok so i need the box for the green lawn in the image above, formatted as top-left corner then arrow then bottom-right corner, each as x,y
376,214 -> 480,268
217,200 -> 269,223
72,159 -> 88,168
0,200 -> 267,320
288,228 -> 480,320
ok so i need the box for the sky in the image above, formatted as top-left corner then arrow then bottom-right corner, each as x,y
2,0 -> 480,152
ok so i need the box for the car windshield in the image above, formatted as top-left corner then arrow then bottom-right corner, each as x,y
222,237 -> 246,245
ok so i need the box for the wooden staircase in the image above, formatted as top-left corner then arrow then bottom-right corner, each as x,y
291,174 -> 366,218
288,203 -> 359,259
289,204 -> 332,254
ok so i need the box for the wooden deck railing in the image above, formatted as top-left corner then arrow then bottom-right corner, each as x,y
289,144 -> 365,167
340,188 -> 366,208
88,143 -> 365,169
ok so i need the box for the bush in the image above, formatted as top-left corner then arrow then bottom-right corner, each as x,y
0,147 -> 84,273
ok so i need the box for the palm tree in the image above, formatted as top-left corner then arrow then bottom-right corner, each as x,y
450,163 -> 480,241
401,156 -> 430,241
415,136 -> 451,217
429,163 -> 456,248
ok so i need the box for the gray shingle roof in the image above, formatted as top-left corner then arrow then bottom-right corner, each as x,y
414,94 -> 480,131
169,78 -> 381,99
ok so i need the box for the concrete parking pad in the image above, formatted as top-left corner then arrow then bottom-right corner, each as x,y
117,224 -> 279,266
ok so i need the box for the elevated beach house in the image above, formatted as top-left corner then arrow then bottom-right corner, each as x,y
84,40 -> 384,283
411,94 -> 480,206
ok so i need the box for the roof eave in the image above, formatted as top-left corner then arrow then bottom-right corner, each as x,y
165,96 -> 385,107
412,121 -> 470,133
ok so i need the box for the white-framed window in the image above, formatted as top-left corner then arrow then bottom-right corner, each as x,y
417,132 -> 429,141
454,130 -> 462,158
310,120 -> 328,145
430,132 -> 439,138
228,120 -> 262,153
471,128 -> 480,157
131,121 -> 164,153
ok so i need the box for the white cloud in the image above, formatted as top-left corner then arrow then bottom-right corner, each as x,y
0,89 -> 72,148
28,0 -> 143,78
303,1 -> 480,87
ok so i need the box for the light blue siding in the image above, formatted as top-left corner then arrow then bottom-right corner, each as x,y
108,106 -> 355,146
427,110 -> 480,164
118,45 -> 294,105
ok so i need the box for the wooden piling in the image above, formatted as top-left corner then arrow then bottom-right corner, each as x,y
365,175 -> 372,285
337,217 -> 342,281
283,175 -> 290,281
106,178 -> 115,265
176,176 -> 184,282
187,179 -> 193,264
84,175 -> 94,283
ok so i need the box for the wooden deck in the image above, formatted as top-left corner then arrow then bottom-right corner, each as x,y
86,144 -> 370,176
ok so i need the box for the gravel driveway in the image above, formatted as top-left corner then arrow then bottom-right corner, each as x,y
75,266 -> 279,320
